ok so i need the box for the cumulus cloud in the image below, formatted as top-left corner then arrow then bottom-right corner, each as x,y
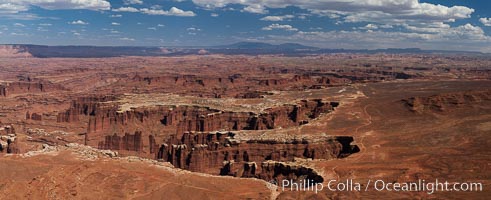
396,22 -> 487,40
69,20 -> 89,25
193,0 -> 485,50
123,0 -> 143,5
480,18 -> 491,26
115,6 -> 196,17
359,24 -> 378,30
259,23 -> 490,51
260,15 -> 294,21
192,0 -> 474,27
140,7 -> 196,16
242,4 -> 267,14
262,24 -> 298,31
165,7 -> 196,17
0,0 -> 110,14
111,22 -> 120,26
0,3 -> 29,14
113,7 -> 139,12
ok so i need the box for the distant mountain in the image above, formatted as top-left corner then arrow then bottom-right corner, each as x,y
0,43 -> 486,58
0,45 -> 32,58
215,42 -> 318,50
315,48 -> 485,55
18,45 -> 166,58
218,42 -> 275,49
277,43 -> 319,50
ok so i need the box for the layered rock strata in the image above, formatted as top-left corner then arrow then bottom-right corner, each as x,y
154,131 -> 359,183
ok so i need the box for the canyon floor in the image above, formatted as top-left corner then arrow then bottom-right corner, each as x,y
0,54 -> 490,199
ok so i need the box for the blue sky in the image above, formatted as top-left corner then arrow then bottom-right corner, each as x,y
1,0 -> 491,52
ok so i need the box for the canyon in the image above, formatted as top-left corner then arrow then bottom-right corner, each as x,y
0,54 -> 489,199
52,94 -> 358,182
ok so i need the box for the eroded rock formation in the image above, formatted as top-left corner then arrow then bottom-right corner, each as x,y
0,81 -> 65,97
404,90 -> 491,113
121,73 -> 350,98
26,112 -> 43,121
0,125 -> 18,154
57,96 -> 117,123
57,95 -> 357,183
57,97 -> 339,152
97,131 -> 144,152
154,131 -> 359,183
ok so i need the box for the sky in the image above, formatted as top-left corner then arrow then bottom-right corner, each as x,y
1,0 -> 491,52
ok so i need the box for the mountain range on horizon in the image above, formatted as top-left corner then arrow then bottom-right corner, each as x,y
0,42 -> 487,58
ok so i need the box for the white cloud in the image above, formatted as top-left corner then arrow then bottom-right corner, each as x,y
111,22 -> 120,26
187,27 -> 201,32
120,37 -> 135,41
0,13 -> 42,20
359,24 -> 378,30
0,3 -> 29,14
39,23 -> 52,26
193,0 -> 482,50
157,24 -> 165,27
258,23 -> 491,52
124,0 -> 143,5
37,26 -> 48,31
150,5 -> 162,9
262,24 -> 298,31
35,0 -> 110,10
192,0 -> 474,26
11,32 -> 27,36
113,7 -> 139,12
242,4 -> 267,14
402,22 -> 450,33
69,20 -> 89,25
14,23 -> 25,27
210,13 -> 218,17
480,18 -> 491,27
110,14 -> 122,18
379,24 -> 393,29
260,15 -> 294,21
140,7 -> 196,17
0,0 -> 110,14
148,27 -> 156,30
115,6 -> 196,17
